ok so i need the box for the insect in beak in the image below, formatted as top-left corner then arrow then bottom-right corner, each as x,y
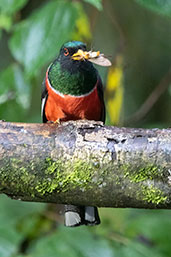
72,49 -> 93,61
72,49 -> 111,67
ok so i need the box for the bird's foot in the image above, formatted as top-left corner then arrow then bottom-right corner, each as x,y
46,119 -> 61,124
46,120 -> 54,124
54,118 -> 61,124
47,118 -> 66,124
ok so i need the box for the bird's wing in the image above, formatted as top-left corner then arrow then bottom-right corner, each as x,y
41,78 -> 48,123
96,75 -> 106,123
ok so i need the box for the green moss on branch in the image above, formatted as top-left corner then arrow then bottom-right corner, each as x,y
141,185 -> 167,205
124,165 -> 160,183
35,158 -> 95,196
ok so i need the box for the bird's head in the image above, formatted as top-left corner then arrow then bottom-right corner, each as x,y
57,41 -> 96,72
58,41 -> 99,64
58,41 -> 111,68
59,41 -> 87,60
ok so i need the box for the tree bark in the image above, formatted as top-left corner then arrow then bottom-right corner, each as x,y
0,120 -> 171,209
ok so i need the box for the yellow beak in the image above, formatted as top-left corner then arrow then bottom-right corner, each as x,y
72,49 -> 100,61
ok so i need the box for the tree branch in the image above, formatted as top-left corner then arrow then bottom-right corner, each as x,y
0,120 -> 171,209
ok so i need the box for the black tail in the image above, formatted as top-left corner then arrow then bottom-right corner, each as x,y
64,205 -> 100,227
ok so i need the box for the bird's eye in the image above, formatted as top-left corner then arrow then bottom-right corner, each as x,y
64,48 -> 69,56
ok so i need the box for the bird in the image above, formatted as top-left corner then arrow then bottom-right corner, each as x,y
41,41 -> 106,227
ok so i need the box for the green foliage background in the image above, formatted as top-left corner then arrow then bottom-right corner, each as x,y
0,0 -> 171,256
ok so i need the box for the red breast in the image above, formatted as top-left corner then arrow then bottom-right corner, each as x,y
44,71 -> 103,122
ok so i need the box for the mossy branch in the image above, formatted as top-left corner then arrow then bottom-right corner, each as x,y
0,120 -> 171,208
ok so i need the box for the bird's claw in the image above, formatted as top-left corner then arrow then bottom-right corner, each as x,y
54,118 -> 61,124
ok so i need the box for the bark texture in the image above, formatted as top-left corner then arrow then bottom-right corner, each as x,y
0,120 -> 171,209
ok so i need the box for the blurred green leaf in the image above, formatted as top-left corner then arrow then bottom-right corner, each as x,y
0,68 -> 19,120
0,228 -> 21,257
117,240 -> 164,257
31,237 -> 79,257
0,195 -> 46,257
0,64 -> 30,106
72,3 -> 92,41
97,209 -> 171,257
9,1 -> 79,77
125,209 -> 171,257
0,195 -> 45,230
134,0 -> 171,17
0,14 -> 12,31
0,100 -> 25,121
0,0 -> 28,15
63,227 -> 114,257
83,0 -> 103,10
30,227 -> 114,257
12,254 -> 26,257
0,65 -> 15,95
168,84 -> 171,95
